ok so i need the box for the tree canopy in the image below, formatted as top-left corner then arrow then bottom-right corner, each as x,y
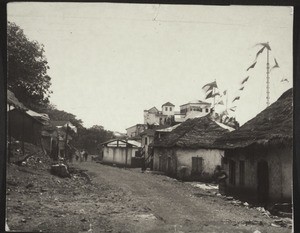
7,21 -> 52,109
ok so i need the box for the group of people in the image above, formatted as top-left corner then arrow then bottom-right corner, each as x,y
75,149 -> 89,162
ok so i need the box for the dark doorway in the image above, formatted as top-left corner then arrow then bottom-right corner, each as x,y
257,160 -> 269,205
167,157 -> 172,174
229,160 -> 236,185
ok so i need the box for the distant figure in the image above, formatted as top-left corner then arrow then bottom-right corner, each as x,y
80,150 -> 84,162
75,151 -> 79,162
214,165 -> 228,195
83,150 -> 88,162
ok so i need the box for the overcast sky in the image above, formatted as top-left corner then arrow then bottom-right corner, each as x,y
7,3 -> 293,132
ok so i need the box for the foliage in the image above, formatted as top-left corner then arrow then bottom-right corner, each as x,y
74,125 -> 114,154
7,21 -> 52,109
39,104 -> 84,129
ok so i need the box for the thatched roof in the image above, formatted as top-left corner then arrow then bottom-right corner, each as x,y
214,88 -> 293,149
154,114 -> 230,149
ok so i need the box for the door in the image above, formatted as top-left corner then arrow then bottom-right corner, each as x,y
229,160 -> 236,185
167,157 -> 172,174
257,160 -> 269,204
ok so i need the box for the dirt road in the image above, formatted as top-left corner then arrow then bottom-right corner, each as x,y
73,162 -> 291,233
6,161 -> 292,233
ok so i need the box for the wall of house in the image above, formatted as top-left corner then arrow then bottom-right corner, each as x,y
102,146 -> 138,166
153,147 -> 177,176
126,125 -> 147,137
141,135 -> 154,156
162,105 -> 174,116
144,112 -> 160,125
223,145 -> 292,204
8,110 -> 42,145
153,147 -> 223,181
176,148 -> 223,181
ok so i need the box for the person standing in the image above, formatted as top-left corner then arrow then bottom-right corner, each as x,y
83,150 -> 88,162
214,165 -> 228,195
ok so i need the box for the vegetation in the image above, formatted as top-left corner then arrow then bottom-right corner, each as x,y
7,22 -> 114,153
7,21 -> 52,110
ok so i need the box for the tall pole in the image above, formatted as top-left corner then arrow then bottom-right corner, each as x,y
64,124 -> 69,159
225,90 -> 228,112
266,42 -> 270,107
8,104 -> 11,163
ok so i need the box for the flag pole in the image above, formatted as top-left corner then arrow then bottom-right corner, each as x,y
226,90 -> 228,112
213,83 -> 215,114
266,42 -> 270,107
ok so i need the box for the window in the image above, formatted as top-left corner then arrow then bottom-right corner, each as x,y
145,137 -> 148,145
170,107 -> 172,111
229,160 -> 236,185
200,108 -> 203,112
206,109 -> 209,113
165,107 -> 168,111
239,161 -> 245,186
192,157 -> 203,174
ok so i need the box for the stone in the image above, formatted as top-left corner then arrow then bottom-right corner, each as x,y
51,164 -> 71,178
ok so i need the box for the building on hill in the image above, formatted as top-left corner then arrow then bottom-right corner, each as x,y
153,114 -> 233,181
144,100 -> 212,126
180,100 -> 212,119
214,88 -> 293,206
126,124 -> 147,139
144,102 -> 175,126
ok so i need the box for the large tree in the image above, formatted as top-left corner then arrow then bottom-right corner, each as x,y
75,125 -> 114,154
7,21 -> 52,109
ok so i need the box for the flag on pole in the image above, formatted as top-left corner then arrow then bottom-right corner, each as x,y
281,78 -> 289,83
239,86 -> 244,91
223,90 -> 227,95
217,100 -> 224,105
205,91 -> 220,99
241,76 -> 249,85
202,81 -> 218,92
205,91 -> 213,99
232,96 -> 240,102
230,106 -> 237,112
255,42 -> 271,51
246,62 -> 257,71
270,58 -> 279,72
255,46 -> 266,60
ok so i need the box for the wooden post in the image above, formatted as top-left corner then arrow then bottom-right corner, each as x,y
22,111 -> 25,157
64,123 -> 69,159
266,42 -> 270,107
125,138 -> 128,168
8,104 -> 11,163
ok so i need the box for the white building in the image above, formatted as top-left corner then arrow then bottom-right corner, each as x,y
144,102 -> 175,126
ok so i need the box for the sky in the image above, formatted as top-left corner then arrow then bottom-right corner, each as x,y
7,3 -> 293,132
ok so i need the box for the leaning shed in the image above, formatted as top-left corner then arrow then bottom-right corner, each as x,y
153,115 -> 232,181
214,88 -> 293,205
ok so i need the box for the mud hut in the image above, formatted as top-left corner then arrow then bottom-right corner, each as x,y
214,88 -> 293,205
153,115 -> 233,181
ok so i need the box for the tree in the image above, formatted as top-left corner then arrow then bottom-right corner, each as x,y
39,104 -> 84,129
7,21 -> 52,109
74,125 -> 114,154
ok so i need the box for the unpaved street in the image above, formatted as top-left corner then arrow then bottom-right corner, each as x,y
74,162 -> 291,233
7,161 -> 292,233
